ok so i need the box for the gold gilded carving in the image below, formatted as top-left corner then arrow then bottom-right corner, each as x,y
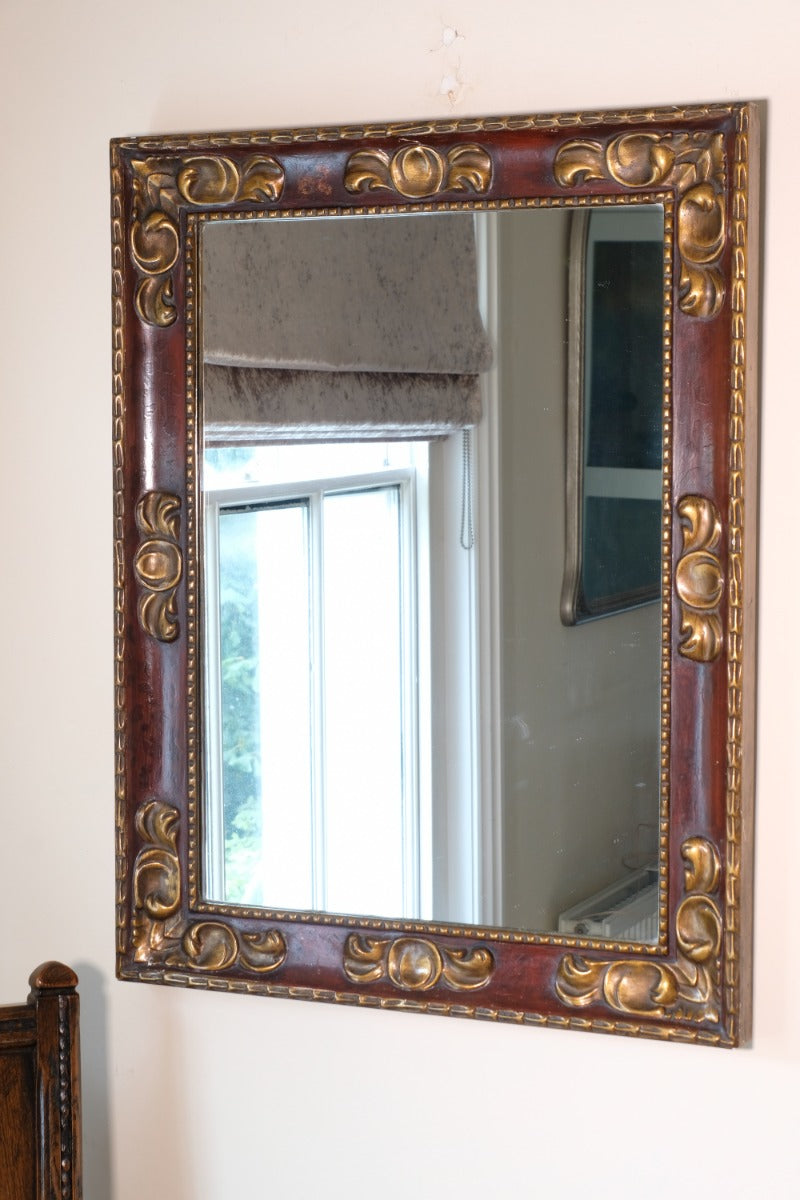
132,799 -> 286,974
344,143 -> 492,199
129,154 -> 285,327
130,209 -> 180,275
134,276 -> 175,327
675,495 -> 724,662
133,491 -> 183,642
344,934 -> 494,992
554,131 -> 726,318
176,155 -> 285,206
556,837 -> 722,1023
130,205 -> 180,326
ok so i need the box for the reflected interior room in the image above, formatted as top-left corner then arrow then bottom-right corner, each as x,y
199,206 -> 665,940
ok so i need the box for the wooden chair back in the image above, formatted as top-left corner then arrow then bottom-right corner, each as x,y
0,963 -> 81,1199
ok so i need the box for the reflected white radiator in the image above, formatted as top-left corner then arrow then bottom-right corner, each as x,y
557,866 -> 659,942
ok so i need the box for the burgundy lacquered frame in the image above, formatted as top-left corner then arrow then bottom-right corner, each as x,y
112,102 -> 759,1045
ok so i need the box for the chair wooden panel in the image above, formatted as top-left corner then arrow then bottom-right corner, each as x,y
0,963 -> 82,1200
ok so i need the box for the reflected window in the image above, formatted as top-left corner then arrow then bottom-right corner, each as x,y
203,442 -> 432,918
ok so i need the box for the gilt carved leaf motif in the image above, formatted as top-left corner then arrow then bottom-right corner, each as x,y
129,155 -> 285,327
554,131 -> 727,318
555,837 -> 722,1023
344,934 -> 494,992
133,491 -> 183,643
344,143 -> 492,199
675,495 -> 724,662
131,799 -> 287,974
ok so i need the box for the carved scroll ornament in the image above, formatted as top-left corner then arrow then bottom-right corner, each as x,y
675,495 -> 724,662
344,934 -> 494,992
344,143 -> 492,199
555,837 -> 722,1024
133,491 -> 183,642
132,799 -> 286,974
129,154 -> 285,326
554,131 -> 727,318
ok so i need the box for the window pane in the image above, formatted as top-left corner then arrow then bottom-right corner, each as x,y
219,503 -> 313,909
322,487 -> 408,916
206,441 -> 418,489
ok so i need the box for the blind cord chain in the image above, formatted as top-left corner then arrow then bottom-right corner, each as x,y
460,427 -> 475,551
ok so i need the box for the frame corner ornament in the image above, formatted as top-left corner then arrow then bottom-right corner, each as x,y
129,153 -> 285,327
675,494 -> 724,662
555,836 -> 723,1028
131,798 -> 287,975
553,130 -> 727,319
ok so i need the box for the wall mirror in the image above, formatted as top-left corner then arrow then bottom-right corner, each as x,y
112,102 -> 759,1045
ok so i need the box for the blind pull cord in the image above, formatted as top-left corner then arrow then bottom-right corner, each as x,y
460,428 -> 475,551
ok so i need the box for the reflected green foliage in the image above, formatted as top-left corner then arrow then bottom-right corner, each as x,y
215,453 -> 264,904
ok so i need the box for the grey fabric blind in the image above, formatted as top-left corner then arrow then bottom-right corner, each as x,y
202,213 -> 492,442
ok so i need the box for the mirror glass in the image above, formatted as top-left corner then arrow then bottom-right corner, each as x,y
199,203 -> 665,941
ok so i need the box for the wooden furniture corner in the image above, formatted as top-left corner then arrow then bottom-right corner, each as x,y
0,962 -> 82,1200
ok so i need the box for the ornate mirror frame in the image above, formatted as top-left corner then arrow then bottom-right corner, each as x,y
111,102 -> 759,1046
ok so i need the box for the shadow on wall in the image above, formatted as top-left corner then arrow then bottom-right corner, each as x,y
74,962 -> 113,1200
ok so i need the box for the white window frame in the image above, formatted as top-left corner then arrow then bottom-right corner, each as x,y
425,212 -> 502,927
475,210 -> 503,926
203,462 -> 431,920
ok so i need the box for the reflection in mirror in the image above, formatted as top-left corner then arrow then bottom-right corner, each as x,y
200,205 -> 665,941
562,207 -> 665,623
